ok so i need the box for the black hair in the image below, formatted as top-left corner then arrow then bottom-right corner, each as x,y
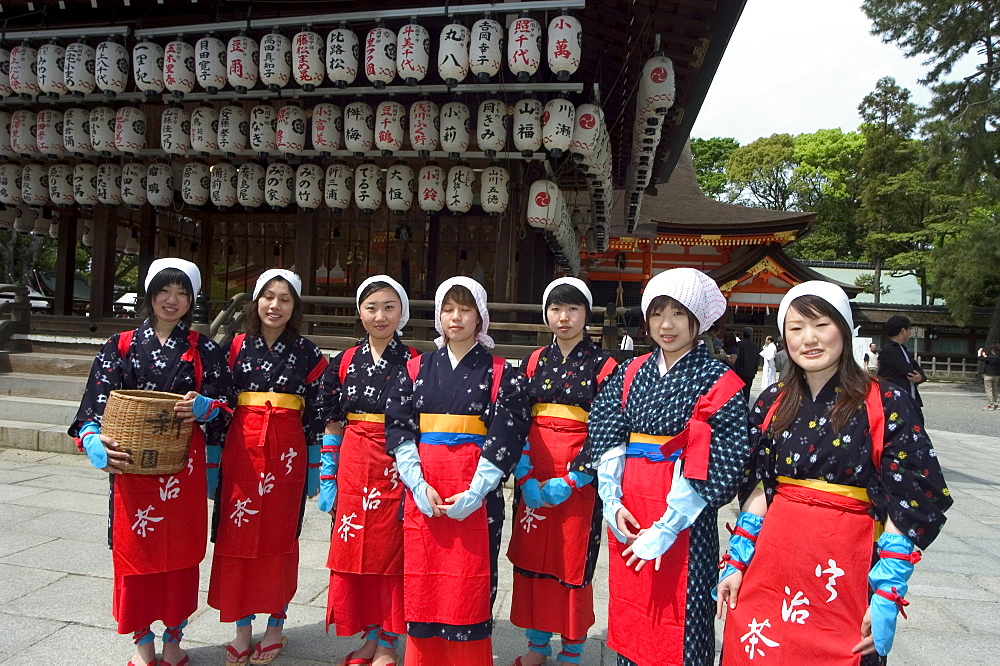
243,276 -> 303,337
886,315 -> 911,337
139,267 -> 194,327
742,326 -> 754,338
358,280 -> 398,307
544,283 -> 591,317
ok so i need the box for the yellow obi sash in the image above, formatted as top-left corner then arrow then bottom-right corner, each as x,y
628,432 -> 674,447
776,476 -> 870,503
419,413 -> 488,436
532,402 -> 589,423
346,412 -> 385,423
237,391 -> 304,412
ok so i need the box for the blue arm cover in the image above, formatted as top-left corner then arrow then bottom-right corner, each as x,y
514,440 -> 543,509
317,433 -> 342,512
447,456 -> 504,520
630,473 -> 707,560
597,448 -> 628,543
539,471 -> 594,506
206,444 -> 221,499
306,443 -> 321,497
713,511 -> 764,600
395,440 -> 433,517
870,532 -> 919,657
191,394 -> 220,422
79,420 -> 107,470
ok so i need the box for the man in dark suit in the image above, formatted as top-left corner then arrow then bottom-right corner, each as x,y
877,315 -> 927,422
734,326 -> 760,400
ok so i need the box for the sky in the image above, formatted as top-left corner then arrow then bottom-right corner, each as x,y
690,0 -> 975,144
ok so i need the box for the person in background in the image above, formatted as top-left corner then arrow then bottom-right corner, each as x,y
773,339 -> 789,382
877,315 -> 927,423
978,343 -> 1000,411
722,331 -> 739,367
864,341 -> 879,373
759,336 -> 777,388
698,322 -> 731,365
734,327 -> 761,400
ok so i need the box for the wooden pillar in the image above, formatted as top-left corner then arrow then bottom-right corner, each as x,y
53,213 -> 78,316
137,206 -> 156,297
492,210 -> 516,302
88,206 -> 117,321
424,214 -> 439,298
197,214 -> 214,299
294,210 -> 317,294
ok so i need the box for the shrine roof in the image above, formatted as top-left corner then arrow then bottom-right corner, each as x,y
708,244 -> 861,297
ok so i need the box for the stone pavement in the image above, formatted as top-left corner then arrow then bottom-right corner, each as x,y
1,427 -> 997,665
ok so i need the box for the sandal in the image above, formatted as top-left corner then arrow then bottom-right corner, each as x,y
226,644 -> 254,665
249,636 -> 287,665
338,650 -> 374,665
126,660 -> 156,666
160,657 -> 189,666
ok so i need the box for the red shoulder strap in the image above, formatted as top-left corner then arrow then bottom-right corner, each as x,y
490,355 -> 505,403
406,355 -> 422,384
407,346 -> 419,358
117,329 -> 134,360
865,382 -> 885,469
596,356 -> 618,386
339,345 -> 359,384
227,333 -> 246,372
698,370 -> 745,413
524,347 -> 545,378
621,353 -> 652,411
181,330 -> 204,393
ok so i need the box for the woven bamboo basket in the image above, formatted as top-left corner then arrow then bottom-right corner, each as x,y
102,390 -> 193,475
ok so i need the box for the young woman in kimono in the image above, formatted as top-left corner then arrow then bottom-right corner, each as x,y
208,269 -> 329,665
507,277 -> 617,666
582,267 -> 751,666
321,275 -> 418,666
71,258 -> 232,666
384,276 -> 530,666
717,282 -> 952,665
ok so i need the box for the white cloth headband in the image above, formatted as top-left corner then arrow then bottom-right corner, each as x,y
641,267 -> 727,334
434,276 -> 494,349
541,277 -> 593,323
253,269 -> 302,299
145,258 -> 201,296
356,274 -> 410,333
777,280 -> 855,335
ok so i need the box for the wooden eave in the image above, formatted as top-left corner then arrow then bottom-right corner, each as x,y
708,244 -> 862,297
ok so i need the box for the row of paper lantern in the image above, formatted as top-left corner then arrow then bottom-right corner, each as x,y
0,14 -> 580,99
626,54 -> 676,232
526,179 -> 581,275
0,204 -> 59,239
0,160 -> 511,214
0,97 -> 603,162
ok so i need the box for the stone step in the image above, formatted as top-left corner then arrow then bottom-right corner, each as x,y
0,371 -> 88,401
0,395 -> 79,427
0,417 -> 77,454
3,351 -> 95,377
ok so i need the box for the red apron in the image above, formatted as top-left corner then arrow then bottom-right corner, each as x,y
327,415 -> 404,576
214,392 -> 307,558
112,426 -> 208,576
507,405 -> 594,586
721,482 -> 875,665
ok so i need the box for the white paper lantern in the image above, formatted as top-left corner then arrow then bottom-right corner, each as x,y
181,162 -> 209,206
115,225 -> 129,251
250,104 -> 277,156
0,207 -> 14,230
47,164 -> 74,207
38,42 -> 68,97
0,49 -> 11,97
73,163 -> 98,207
292,30 -> 325,91
237,162 -> 265,208
95,39 -> 128,96
210,162 -> 238,208
440,102 -> 470,157
384,163 -> 414,213
121,163 -> 148,208
324,163 -> 352,211
14,206 -> 38,233
11,110 -> 39,157
311,103 -> 341,155
470,18 -> 503,82
160,106 -> 191,157
190,106 -> 219,155
480,165 -> 510,216
115,107 -> 146,156
353,163 -> 382,213
637,55 -> 676,118
265,162 -> 294,209
570,103 -> 603,161
476,99 -> 507,156
195,35 -> 226,93
10,44 -> 39,98
542,98 -> 575,156
417,164 -> 445,212
276,105 -> 307,156
62,108 -> 91,156
364,26 -> 396,88
217,105 -> 248,157
0,164 -> 23,204
132,41 -> 164,96
507,16 -> 541,81
547,14 -> 582,81
396,23 -> 429,85
445,164 -> 474,213
344,102 -> 374,156
33,209 -> 53,236
146,162 -> 173,209
97,163 -> 122,205
49,219 -> 60,239
64,41 -> 95,96
227,33 -> 259,93
527,180 -> 561,228
125,230 -> 139,254
374,101 -> 405,155
36,109 -> 66,158
0,111 -> 14,159
325,26 -> 359,87
89,107 -> 117,155
164,39 -> 196,97
437,23 -> 470,87
260,30 -> 292,91
408,100 -> 439,156
295,163 -> 323,209
21,163 -> 49,206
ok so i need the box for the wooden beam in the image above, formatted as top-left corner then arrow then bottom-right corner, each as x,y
88,206 -> 117,321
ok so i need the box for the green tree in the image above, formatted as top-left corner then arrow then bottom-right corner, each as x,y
725,133 -> 797,209
690,136 -> 740,200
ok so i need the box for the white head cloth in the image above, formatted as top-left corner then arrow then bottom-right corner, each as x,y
145,258 -> 201,296
541,277 -> 593,323
356,274 -> 410,333
253,269 -> 302,299
640,267 -> 727,334
434,276 -> 494,349
777,280 -> 854,335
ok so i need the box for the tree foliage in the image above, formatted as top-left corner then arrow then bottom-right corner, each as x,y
690,136 -> 740,200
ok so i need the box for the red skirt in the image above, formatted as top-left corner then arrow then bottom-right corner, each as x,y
402,636 -> 492,666
208,547 -> 299,623
510,572 -> 594,638
112,566 -> 200,634
721,483 -> 876,665
327,571 -> 405,636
